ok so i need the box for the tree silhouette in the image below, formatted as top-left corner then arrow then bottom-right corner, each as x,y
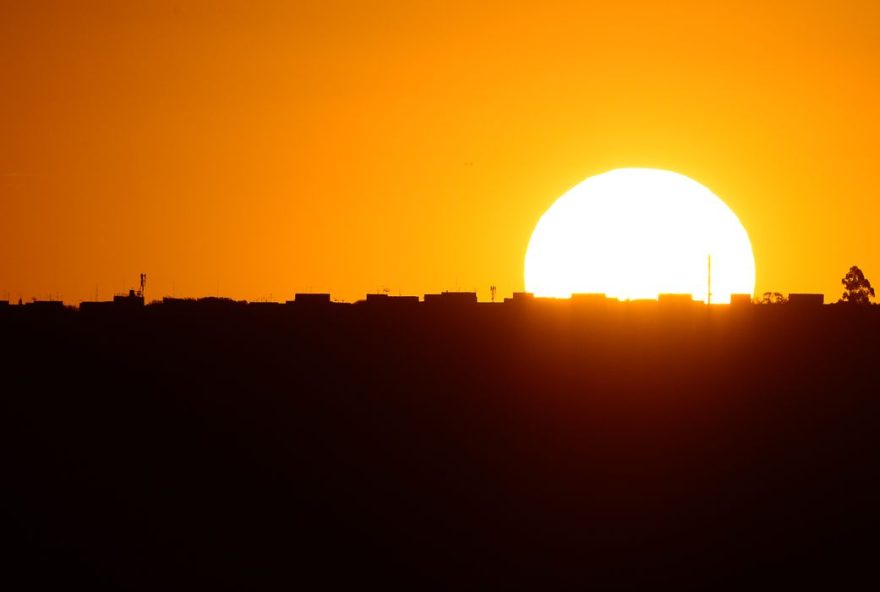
759,291 -> 787,305
839,265 -> 875,305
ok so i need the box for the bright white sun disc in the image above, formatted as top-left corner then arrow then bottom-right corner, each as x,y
524,168 -> 755,303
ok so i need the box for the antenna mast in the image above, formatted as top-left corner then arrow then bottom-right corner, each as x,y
707,255 -> 712,305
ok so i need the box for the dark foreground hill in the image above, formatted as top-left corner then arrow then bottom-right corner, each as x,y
3,301 -> 879,589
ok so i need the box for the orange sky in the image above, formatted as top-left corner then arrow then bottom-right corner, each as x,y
2,1 -> 879,303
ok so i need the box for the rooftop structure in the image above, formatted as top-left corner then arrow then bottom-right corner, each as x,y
503,292 -> 535,304
360,293 -> 420,307
788,293 -> 824,306
113,290 -> 145,307
423,291 -> 478,306
25,300 -> 65,310
658,293 -> 696,306
288,293 -> 332,305
730,294 -> 753,306
570,293 -> 608,304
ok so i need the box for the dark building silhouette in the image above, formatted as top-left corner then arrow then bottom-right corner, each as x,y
24,300 -> 65,310
155,297 -> 245,311
288,293 -> 332,306
730,293 -> 753,306
248,301 -> 284,310
788,293 -> 824,306
113,289 -> 145,307
624,298 -> 662,310
423,291 -> 478,306
503,291 -> 535,304
79,300 -> 114,313
359,293 -> 420,307
658,293 -> 697,307
80,290 -> 145,313
570,293 -> 608,305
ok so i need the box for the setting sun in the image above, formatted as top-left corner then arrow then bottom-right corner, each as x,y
524,169 -> 756,303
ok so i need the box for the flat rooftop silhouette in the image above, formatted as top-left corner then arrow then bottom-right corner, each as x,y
3,288 -> 833,313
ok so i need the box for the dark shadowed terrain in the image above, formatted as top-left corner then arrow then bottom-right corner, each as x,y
3,299 -> 879,589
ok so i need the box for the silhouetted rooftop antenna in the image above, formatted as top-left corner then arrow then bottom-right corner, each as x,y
490,285 -> 497,303
138,273 -> 147,300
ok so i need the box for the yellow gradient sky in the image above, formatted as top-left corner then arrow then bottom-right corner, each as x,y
2,1 -> 879,303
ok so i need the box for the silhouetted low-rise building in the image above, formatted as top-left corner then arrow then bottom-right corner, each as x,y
503,292 -> 535,305
158,297 -> 244,310
288,293 -> 332,306
113,290 -> 145,307
658,294 -> 696,306
23,301 -> 67,316
360,293 -> 420,307
570,293 -> 610,313
571,293 -> 608,304
788,293 -> 824,306
248,301 -> 284,310
730,294 -> 753,306
26,300 -> 65,309
79,301 -> 115,313
423,291 -> 478,306
79,291 -> 144,313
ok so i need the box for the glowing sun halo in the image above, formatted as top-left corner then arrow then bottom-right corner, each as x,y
524,169 -> 756,303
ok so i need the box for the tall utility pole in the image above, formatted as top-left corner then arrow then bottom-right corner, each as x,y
707,255 -> 712,305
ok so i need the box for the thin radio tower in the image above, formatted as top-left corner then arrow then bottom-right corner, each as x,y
707,254 -> 712,305
490,285 -> 497,303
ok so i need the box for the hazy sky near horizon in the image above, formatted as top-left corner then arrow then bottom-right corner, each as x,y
2,1 -> 880,302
